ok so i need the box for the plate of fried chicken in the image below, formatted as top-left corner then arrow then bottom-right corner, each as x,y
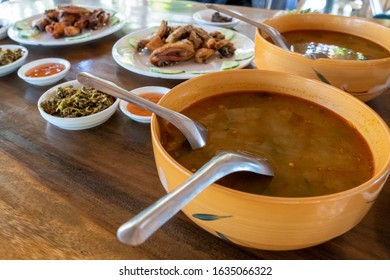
112,20 -> 254,79
7,5 -> 125,46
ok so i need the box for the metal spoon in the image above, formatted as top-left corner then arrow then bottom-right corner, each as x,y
77,72 -> 207,150
206,4 -> 328,60
117,151 -> 274,246
205,3 -> 290,50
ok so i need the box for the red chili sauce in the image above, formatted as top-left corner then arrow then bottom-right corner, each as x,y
25,63 -> 65,77
126,93 -> 163,116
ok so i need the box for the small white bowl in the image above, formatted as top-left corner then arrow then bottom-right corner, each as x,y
193,9 -> 241,29
0,19 -> 11,40
18,57 -> 70,86
38,80 -> 119,130
119,86 -> 170,123
0,44 -> 28,77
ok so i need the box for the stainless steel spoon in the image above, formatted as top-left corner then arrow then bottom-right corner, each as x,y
77,72 -> 207,150
117,151 -> 274,246
206,3 -> 290,50
206,4 -> 328,60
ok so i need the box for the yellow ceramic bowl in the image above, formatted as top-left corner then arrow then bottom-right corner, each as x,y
150,69 -> 390,251
254,13 -> 390,102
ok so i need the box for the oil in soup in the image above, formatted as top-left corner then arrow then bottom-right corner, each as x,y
161,91 -> 374,197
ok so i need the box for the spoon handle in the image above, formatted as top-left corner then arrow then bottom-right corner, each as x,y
117,151 -> 274,246
77,72 -> 207,150
205,4 -> 290,50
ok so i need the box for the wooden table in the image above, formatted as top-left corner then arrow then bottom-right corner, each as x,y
0,0 -> 389,260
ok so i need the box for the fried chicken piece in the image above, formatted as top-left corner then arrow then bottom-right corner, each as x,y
64,25 -> 81,37
45,22 -> 67,38
209,31 -> 225,40
204,38 -> 218,49
137,39 -> 150,51
216,39 -> 236,57
137,20 -> 170,52
193,27 -> 212,42
150,39 -> 195,66
87,8 -> 110,30
45,9 -> 60,20
165,25 -> 192,43
156,20 -> 169,38
34,17 -> 53,32
194,48 -> 216,63
57,5 -> 91,14
58,12 -> 79,25
145,36 -> 165,51
74,15 -> 89,30
188,30 -> 203,49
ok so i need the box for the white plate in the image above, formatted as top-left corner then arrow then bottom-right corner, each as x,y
193,9 -> 241,29
7,7 -> 126,46
112,25 -> 254,80
0,44 -> 28,77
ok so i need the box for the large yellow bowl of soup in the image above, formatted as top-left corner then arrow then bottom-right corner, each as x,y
150,69 -> 390,251
254,13 -> 390,102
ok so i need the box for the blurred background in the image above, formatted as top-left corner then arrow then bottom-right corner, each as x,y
295,0 -> 390,17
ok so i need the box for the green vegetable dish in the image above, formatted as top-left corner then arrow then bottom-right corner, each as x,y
40,85 -> 116,118
0,48 -> 23,66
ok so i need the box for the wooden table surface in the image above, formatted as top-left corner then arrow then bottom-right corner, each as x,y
0,0 -> 389,260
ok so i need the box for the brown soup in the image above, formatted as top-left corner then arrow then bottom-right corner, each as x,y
277,30 -> 390,60
161,91 -> 374,197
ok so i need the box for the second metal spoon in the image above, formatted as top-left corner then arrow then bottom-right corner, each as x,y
77,72 -> 207,150
206,4 -> 328,60
205,3 -> 290,50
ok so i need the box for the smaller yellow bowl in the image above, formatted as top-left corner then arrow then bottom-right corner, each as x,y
254,13 -> 390,102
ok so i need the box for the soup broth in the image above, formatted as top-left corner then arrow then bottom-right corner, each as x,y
161,91 -> 374,197
279,30 -> 390,60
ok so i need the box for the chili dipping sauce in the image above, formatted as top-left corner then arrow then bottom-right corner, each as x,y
25,63 -> 65,77
126,93 -> 163,116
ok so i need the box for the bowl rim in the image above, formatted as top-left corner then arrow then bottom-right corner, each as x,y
151,69 -> 390,203
119,86 -> 170,123
17,57 -> 71,82
256,13 -> 390,66
38,80 -> 119,124
0,44 -> 29,70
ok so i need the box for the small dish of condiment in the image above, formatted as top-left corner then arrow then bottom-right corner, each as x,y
0,44 -> 28,77
17,57 -> 70,86
38,80 -> 119,130
0,19 -> 11,40
119,86 -> 170,123
193,9 -> 241,29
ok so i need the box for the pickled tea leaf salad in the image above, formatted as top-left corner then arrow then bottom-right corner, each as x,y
40,85 -> 115,117
0,48 -> 23,66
